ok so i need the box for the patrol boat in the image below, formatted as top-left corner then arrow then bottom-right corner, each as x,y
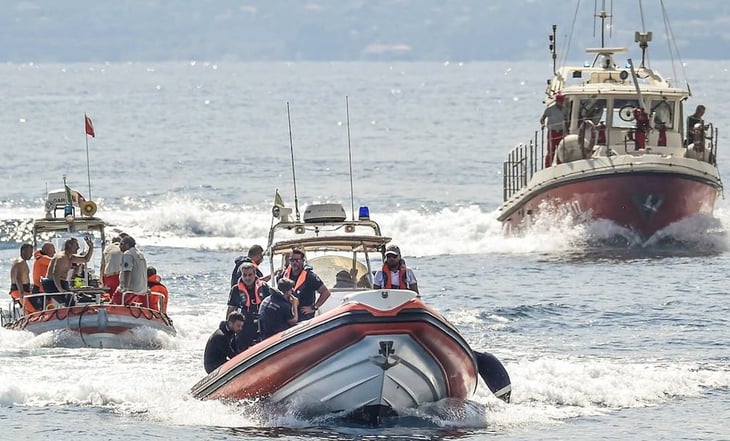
498,2 -> 723,239
0,181 -> 176,349
191,199 -> 510,424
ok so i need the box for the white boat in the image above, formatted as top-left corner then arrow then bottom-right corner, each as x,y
498,2 -> 723,239
1,182 -> 176,349
192,199 -> 510,423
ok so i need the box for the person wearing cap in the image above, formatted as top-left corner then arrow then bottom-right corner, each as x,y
373,245 -> 419,294
540,92 -> 568,167
278,248 -> 330,322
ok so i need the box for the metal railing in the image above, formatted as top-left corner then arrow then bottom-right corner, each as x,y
503,130 -> 544,201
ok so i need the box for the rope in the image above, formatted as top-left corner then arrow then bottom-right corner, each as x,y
78,305 -> 90,347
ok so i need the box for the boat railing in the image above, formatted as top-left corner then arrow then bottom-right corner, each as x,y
503,130 -> 544,201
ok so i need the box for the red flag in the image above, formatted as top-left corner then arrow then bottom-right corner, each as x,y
85,114 -> 95,138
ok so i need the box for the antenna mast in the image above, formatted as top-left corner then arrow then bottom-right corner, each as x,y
345,96 -> 355,221
286,102 -> 301,221
549,25 -> 557,75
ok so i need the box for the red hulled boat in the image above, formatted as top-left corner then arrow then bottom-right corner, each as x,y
498,2 -> 723,239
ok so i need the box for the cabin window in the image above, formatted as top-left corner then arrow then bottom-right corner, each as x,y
650,99 -> 675,129
611,98 -> 642,128
579,98 -> 607,125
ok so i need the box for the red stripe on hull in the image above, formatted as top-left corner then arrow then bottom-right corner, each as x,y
503,174 -> 718,236
207,304 -> 476,402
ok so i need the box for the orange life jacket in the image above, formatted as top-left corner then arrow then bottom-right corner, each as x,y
147,275 -> 169,312
283,267 -> 308,292
237,279 -> 265,309
32,253 -> 51,290
381,261 -> 409,289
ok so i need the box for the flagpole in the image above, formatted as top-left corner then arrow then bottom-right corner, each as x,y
84,114 -> 92,200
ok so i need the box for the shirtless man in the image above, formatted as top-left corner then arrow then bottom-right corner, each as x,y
10,244 -> 33,308
44,237 -> 94,294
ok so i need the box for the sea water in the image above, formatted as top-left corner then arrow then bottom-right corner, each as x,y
0,61 -> 729,440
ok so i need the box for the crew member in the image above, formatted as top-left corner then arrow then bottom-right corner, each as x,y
373,245 -> 419,293
227,262 -> 271,351
540,92 -> 568,167
203,311 -> 245,374
279,248 -> 330,321
258,278 -> 298,339
10,244 -> 38,313
147,266 -> 169,312
31,242 -> 55,294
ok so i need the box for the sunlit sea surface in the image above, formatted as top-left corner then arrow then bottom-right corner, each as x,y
1,60 -> 729,440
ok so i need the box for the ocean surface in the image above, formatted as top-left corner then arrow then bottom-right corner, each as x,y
1,60 -> 730,440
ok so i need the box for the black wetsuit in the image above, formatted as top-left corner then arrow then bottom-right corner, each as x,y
203,321 -> 238,374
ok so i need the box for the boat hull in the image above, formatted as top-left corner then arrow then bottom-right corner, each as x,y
4,304 -> 176,349
191,291 -> 478,419
499,165 -> 721,237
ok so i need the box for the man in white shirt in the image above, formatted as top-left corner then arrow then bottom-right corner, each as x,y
373,245 -> 418,293
112,236 -> 149,306
101,235 -> 123,294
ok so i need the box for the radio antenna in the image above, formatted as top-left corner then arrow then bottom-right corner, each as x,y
345,96 -> 355,220
286,102 -> 301,221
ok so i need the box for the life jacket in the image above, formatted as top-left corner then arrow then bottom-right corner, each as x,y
147,275 -> 169,312
32,252 -> 51,290
283,267 -> 308,292
381,261 -> 409,290
236,279 -> 265,310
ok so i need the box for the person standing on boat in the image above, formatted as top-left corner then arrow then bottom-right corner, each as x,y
101,235 -> 124,295
10,244 -> 36,313
43,237 -> 94,305
203,311 -> 245,374
31,242 -> 55,294
540,92 -> 568,167
258,278 -> 299,339
373,245 -> 419,293
279,248 -> 330,321
230,244 -> 269,286
686,104 -> 706,146
112,236 -> 149,306
226,262 -> 271,351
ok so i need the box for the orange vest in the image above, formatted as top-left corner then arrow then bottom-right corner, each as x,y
381,261 -> 409,289
236,279 -> 265,309
283,267 -> 308,292
147,275 -> 169,311
32,252 -> 51,289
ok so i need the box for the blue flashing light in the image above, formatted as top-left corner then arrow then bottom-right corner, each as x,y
358,206 -> 370,220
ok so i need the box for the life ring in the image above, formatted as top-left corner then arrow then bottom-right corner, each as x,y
578,120 -> 598,157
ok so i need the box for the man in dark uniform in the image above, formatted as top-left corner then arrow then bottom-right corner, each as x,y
258,278 -> 299,339
229,244 -> 268,286
203,311 -> 244,374
278,248 -> 331,321
226,262 -> 271,352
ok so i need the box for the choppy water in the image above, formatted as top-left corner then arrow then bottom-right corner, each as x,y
1,60 -> 730,440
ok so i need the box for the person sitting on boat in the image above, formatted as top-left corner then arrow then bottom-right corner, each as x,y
112,236 -> 149,307
333,269 -> 357,289
278,248 -> 331,321
226,262 -> 271,352
10,243 -> 39,314
147,266 -> 169,313
42,236 -> 94,306
540,92 -> 568,167
373,245 -> 419,294
686,104 -> 706,147
101,234 -> 125,295
203,311 -> 245,374
230,244 -> 270,286
31,242 -> 55,294
258,278 -> 299,340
